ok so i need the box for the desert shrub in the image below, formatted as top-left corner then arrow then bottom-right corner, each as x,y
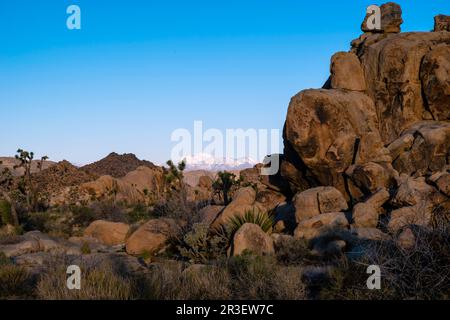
24,211 -> 72,238
212,171 -> 242,205
81,242 -> 91,255
127,203 -> 152,224
0,263 -> 34,299
320,227 -> 450,300
36,259 -> 133,300
70,206 -> 96,227
0,252 -> 10,266
175,223 -> 230,263
153,190 -> 199,223
0,199 -> 13,226
275,236 -> 316,265
137,261 -> 231,300
228,209 -> 274,236
90,201 -> 128,223
227,253 -> 306,300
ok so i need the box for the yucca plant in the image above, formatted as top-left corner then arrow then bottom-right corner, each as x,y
228,209 -> 274,236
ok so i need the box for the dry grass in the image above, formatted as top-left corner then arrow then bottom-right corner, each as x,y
320,227 -> 450,300
36,257 -> 133,300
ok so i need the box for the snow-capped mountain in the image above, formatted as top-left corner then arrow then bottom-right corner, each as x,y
183,153 -> 258,172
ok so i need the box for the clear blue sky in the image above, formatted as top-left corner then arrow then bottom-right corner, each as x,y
1,0 -> 448,165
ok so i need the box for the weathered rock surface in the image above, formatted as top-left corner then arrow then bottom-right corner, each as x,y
391,122 -> 450,176
198,205 -> 224,225
420,45 -> 450,121
429,171 -> 450,197
84,220 -> 130,246
231,223 -> 274,256
284,89 -> 391,197
294,212 -> 349,241
125,218 -> 181,255
434,15 -> 450,32
352,188 -> 390,228
388,175 -> 449,231
210,187 -> 265,229
293,187 -> 348,223
330,52 -> 366,91
346,162 -> 397,197
355,32 -> 450,143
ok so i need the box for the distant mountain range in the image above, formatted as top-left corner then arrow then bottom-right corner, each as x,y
183,154 -> 257,172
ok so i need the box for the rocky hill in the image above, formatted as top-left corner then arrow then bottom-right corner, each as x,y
0,157 -> 55,176
81,152 -> 157,178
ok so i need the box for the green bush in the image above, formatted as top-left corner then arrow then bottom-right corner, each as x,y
70,206 -> 96,227
0,199 -> 13,226
128,203 -> 152,223
0,264 -> 33,299
228,209 -> 274,236
176,223 -> 230,263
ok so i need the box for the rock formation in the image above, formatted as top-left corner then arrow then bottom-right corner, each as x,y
280,3 -> 450,242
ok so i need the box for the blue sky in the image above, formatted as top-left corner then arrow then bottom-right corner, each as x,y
0,0 -> 448,165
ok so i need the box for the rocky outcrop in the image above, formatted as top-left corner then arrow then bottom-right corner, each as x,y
80,165 -> 165,204
84,220 -> 130,246
434,15 -> 450,32
280,3 -> 450,241
284,89 -> 390,197
354,32 -> 450,143
230,223 -> 274,256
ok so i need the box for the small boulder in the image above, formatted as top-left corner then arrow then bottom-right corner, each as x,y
126,218 -> 180,255
346,162 -> 396,195
388,206 -> 429,232
429,172 -> 450,197
231,223 -> 274,256
293,187 -> 348,223
434,15 -> 450,32
84,220 -> 130,246
294,212 -> 349,241
352,188 -> 390,228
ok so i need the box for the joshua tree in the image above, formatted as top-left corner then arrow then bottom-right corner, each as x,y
212,171 -> 241,205
0,162 -> 19,225
14,149 -> 48,211
165,160 -> 186,192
